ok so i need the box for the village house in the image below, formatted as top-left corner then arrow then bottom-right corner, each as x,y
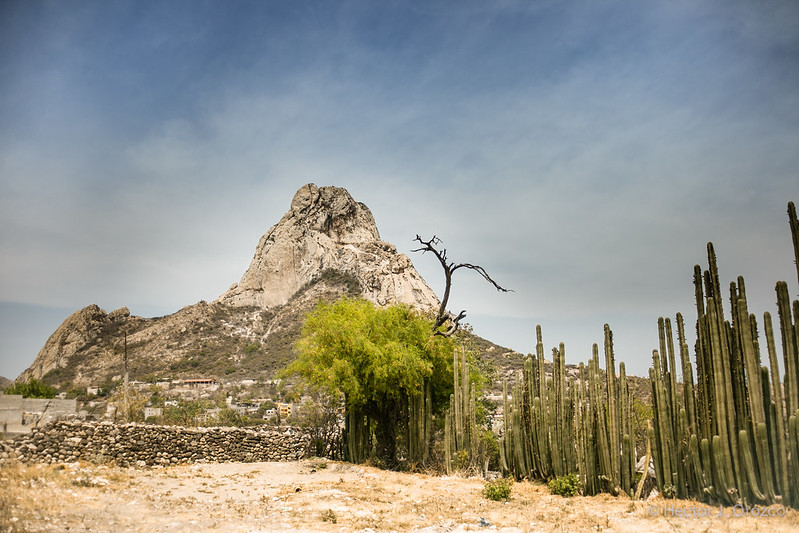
144,406 -> 163,419
181,378 -> 220,390
276,402 -> 293,419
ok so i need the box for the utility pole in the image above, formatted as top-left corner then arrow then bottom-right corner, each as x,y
123,330 -> 129,422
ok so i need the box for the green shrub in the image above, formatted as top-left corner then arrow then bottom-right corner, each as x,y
482,477 -> 513,501
4,378 -> 56,398
548,473 -> 581,497
243,342 -> 260,355
454,449 -> 470,471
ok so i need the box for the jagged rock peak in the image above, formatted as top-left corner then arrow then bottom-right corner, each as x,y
17,304 -> 111,382
217,183 -> 439,312
288,184 -> 380,243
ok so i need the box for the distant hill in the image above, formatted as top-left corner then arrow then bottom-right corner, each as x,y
16,184 -> 518,391
0,375 -> 11,390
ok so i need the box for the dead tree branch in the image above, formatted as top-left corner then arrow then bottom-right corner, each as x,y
412,234 -> 511,336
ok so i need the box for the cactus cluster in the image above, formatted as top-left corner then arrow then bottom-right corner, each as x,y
444,347 -> 478,473
648,202 -> 799,509
408,379 -> 434,465
344,381 -> 435,466
497,324 -> 636,496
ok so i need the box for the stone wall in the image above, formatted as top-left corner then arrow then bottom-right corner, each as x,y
2,421 -> 311,466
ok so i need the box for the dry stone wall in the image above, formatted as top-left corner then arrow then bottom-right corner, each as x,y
2,421 -> 311,466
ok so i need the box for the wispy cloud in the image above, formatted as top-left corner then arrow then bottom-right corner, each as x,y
1,1 -> 797,378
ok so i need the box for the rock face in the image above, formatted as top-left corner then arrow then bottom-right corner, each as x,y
18,305 -> 132,384
218,183 -> 439,311
16,184 -> 442,388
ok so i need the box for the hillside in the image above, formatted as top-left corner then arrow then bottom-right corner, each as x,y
15,184 -> 517,391
18,273 -> 361,388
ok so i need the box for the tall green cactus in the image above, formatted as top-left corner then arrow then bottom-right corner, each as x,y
498,323 -> 635,497
408,379 -> 433,465
646,202 -> 799,509
345,407 -> 369,464
445,346 -> 479,473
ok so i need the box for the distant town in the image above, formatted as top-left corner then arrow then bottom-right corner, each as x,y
1,376 -> 326,439
1,375 -> 510,440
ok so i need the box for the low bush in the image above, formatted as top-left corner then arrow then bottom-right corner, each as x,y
548,473 -> 581,497
482,477 -> 512,501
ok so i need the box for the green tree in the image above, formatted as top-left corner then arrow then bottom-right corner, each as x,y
4,378 -> 57,398
287,298 -> 455,468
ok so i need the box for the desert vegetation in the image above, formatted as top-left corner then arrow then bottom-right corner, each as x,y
645,241 -> 799,507
286,297 -> 456,468
280,202 -> 799,514
3,378 -> 56,399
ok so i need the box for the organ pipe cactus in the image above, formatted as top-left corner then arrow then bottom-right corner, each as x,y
408,379 -> 433,465
445,346 -> 478,473
647,202 -> 799,509
498,324 -> 635,497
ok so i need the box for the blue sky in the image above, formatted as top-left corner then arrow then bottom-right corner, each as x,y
1,0 -> 798,380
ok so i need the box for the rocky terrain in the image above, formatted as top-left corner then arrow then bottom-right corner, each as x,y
15,184 -> 500,391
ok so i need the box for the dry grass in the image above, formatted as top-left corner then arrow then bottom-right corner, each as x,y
0,460 -> 130,532
1,459 -> 798,532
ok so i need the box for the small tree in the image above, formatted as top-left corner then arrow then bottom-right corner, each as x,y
4,378 -> 57,399
287,298 -> 455,468
291,393 -> 343,458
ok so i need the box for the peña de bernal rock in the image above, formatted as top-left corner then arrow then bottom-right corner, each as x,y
16,184 -> 507,390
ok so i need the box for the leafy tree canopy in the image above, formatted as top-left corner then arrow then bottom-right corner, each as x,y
4,378 -> 57,399
288,298 -> 455,415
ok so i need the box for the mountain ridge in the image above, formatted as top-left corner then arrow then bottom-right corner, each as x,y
16,184 -> 503,390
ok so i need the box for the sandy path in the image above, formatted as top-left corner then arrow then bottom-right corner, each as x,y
2,459 -> 797,532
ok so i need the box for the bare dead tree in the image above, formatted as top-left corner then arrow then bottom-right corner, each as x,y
412,235 -> 511,336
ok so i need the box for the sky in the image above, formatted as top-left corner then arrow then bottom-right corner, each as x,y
1,0 -> 798,381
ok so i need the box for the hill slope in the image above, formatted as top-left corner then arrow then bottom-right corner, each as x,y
17,184 -> 516,390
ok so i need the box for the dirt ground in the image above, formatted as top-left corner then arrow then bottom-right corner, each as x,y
1,459 -> 797,533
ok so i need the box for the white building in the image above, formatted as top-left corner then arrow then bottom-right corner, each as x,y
144,407 -> 163,419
